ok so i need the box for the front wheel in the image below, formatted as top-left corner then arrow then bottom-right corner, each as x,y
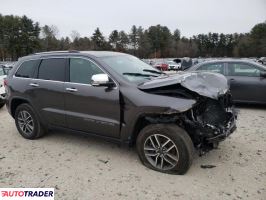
136,124 -> 194,175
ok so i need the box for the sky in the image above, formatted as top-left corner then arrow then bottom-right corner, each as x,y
1,0 -> 266,38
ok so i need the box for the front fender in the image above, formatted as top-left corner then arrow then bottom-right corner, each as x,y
119,87 -> 196,142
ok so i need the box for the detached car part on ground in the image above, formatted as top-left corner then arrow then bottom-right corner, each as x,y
5,51 -> 237,174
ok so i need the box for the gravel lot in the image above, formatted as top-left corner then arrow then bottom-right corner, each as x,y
0,105 -> 265,200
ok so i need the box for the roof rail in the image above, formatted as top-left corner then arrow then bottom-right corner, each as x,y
33,50 -> 80,55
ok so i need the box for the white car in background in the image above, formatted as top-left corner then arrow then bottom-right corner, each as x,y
0,65 -> 7,108
167,60 -> 181,71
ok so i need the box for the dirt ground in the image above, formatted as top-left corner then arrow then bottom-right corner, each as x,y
0,105 -> 265,200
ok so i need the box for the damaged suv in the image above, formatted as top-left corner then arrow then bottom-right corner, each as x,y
5,51 -> 237,174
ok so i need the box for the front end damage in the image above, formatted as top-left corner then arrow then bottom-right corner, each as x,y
180,95 -> 237,154
139,71 -> 237,154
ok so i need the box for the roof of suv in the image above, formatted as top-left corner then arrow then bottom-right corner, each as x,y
31,51 -> 126,58
17,51 -> 128,62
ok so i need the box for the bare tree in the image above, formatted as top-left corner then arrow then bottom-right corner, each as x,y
70,30 -> 80,41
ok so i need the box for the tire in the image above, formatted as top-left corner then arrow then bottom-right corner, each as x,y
14,103 -> 45,139
0,102 -> 5,109
136,124 -> 194,175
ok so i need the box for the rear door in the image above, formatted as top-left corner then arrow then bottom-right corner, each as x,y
64,57 -> 120,138
29,58 -> 67,127
226,62 -> 266,103
10,60 -> 40,104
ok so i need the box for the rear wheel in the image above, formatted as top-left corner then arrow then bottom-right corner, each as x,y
15,103 -> 45,139
137,124 -> 194,174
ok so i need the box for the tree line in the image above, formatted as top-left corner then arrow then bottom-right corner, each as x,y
0,14 -> 265,61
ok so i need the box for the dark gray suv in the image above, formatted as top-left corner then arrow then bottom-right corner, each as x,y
5,51 -> 237,174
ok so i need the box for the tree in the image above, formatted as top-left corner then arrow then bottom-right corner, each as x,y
70,30 -> 80,41
0,14 -> 40,60
117,31 -> 129,51
129,25 -> 139,55
137,28 -> 152,58
109,30 -> 119,50
173,29 -> 181,41
59,37 -> 71,50
19,15 -> 40,56
91,27 -> 107,50
40,25 -> 60,51
1,14 -> 266,60
249,22 -> 266,56
147,25 -> 172,57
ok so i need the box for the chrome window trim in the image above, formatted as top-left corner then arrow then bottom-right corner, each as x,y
31,78 -> 65,84
13,56 -> 119,89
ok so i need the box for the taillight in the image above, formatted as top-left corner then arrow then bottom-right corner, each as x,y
3,79 -> 7,87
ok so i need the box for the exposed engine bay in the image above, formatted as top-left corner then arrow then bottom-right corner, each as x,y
182,95 -> 236,155
139,71 -> 237,155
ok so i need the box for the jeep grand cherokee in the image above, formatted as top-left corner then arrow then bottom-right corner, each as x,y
5,51 -> 237,174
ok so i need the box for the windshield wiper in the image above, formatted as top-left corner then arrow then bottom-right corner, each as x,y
123,72 -> 158,77
143,69 -> 165,75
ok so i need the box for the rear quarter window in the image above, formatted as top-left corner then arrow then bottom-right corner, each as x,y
15,60 -> 39,78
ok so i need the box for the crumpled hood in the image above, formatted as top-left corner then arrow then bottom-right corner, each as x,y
138,71 -> 229,99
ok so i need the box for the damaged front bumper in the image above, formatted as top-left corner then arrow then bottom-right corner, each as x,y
184,110 -> 236,141
205,112 -> 236,143
181,97 -> 237,153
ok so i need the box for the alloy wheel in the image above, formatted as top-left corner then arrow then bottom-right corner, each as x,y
17,110 -> 34,136
144,134 -> 179,171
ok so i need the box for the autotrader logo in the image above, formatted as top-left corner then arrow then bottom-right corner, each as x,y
0,188 -> 54,200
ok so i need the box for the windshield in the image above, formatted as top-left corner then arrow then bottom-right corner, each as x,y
101,55 -> 164,83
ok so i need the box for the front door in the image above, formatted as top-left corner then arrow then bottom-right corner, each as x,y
64,57 -> 120,138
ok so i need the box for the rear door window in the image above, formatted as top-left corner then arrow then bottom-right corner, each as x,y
197,63 -> 225,74
15,60 -> 39,78
38,58 -> 66,81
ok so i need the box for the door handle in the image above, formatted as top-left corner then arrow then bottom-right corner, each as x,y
66,88 -> 78,92
229,78 -> 235,82
29,83 -> 39,87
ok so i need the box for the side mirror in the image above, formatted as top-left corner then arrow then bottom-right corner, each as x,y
260,71 -> 266,78
91,74 -> 115,87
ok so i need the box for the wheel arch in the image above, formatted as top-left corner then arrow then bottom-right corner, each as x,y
10,97 -> 31,118
130,113 -> 181,146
